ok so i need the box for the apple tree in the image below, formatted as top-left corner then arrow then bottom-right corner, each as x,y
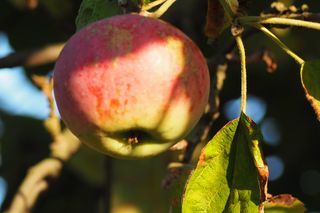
0,0 -> 320,212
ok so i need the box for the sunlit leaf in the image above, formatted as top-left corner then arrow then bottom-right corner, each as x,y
300,60 -> 320,120
75,0 -> 121,30
264,194 -> 306,213
182,113 -> 267,213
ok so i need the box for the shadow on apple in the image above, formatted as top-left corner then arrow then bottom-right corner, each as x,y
53,14 -> 210,159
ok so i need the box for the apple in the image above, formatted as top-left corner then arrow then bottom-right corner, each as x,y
53,14 -> 210,159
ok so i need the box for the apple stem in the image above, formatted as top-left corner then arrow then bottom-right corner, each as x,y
141,0 -> 167,11
235,34 -> 247,114
140,0 -> 176,18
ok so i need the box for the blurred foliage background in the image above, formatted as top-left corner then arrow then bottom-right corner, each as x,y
0,0 -> 320,212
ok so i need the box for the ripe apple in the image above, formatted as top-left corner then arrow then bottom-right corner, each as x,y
53,14 -> 210,159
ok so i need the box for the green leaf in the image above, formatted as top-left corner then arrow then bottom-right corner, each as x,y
300,60 -> 320,120
75,0 -> 122,31
182,113 -> 267,213
264,194 -> 306,213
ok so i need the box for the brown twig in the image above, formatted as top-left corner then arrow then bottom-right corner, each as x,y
226,48 -> 278,73
182,62 -> 228,163
0,43 -> 64,69
5,76 -> 80,213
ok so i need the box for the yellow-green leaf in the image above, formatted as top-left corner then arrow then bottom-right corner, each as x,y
300,60 -> 320,120
182,113 -> 266,212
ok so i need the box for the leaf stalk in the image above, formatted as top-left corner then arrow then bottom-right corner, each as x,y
239,16 -> 320,31
253,23 -> 305,65
235,35 -> 247,113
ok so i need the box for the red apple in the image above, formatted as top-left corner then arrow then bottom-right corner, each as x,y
53,14 -> 210,159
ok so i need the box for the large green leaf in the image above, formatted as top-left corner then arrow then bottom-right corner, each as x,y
75,0 -> 121,30
182,113 -> 267,213
264,194 -> 306,213
300,60 -> 320,120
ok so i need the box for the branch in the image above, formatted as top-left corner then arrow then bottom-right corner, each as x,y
6,130 -> 80,213
5,76 -> 80,213
179,62 -> 227,165
0,43 -> 64,69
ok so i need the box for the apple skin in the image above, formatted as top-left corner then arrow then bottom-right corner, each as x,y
53,14 -> 210,159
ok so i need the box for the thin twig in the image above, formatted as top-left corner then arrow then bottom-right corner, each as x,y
253,23 -> 305,65
240,16 -> 320,31
226,48 -> 278,73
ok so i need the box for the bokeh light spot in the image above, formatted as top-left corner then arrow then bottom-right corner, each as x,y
300,170 -> 320,195
265,155 -> 284,181
0,177 -> 7,208
223,95 -> 267,123
261,118 -> 281,146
